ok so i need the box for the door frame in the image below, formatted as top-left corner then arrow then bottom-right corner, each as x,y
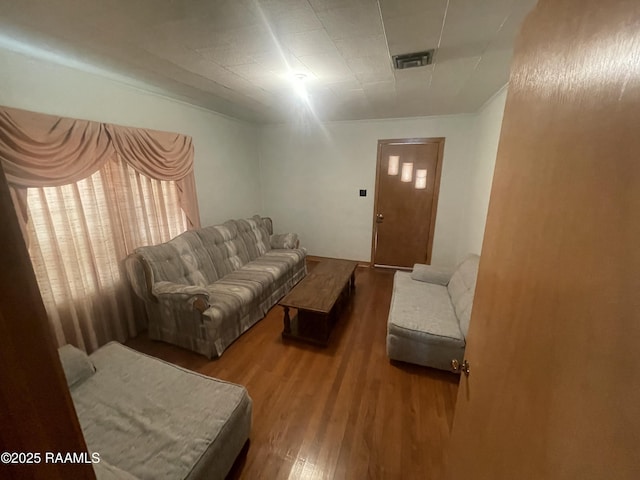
371,137 -> 445,267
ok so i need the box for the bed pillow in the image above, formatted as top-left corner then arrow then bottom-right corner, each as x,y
58,344 -> 96,388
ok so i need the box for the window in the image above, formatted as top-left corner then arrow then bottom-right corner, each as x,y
26,156 -> 187,351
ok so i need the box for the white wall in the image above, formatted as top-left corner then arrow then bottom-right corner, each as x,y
458,87 -> 508,256
259,115 -> 477,267
0,47 -> 262,226
0,45 -> 507,264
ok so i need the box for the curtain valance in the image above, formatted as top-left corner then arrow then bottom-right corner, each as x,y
0,105 -> 200,230
0,108 -> 114,187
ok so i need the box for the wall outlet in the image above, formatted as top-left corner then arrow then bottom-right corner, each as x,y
359,189 -> 367,197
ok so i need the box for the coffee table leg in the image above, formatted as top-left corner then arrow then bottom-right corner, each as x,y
283,306 -> 291,334
324,313 -> 331,344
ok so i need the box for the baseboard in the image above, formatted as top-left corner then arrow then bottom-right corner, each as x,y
306,255 -> 371,268
372,264 -> 412,271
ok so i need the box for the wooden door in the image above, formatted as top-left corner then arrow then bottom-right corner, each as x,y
372,138 -> 444,268
446,1 -> 640,479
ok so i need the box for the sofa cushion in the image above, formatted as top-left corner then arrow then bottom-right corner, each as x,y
58,344 -> 96,388
136,230 -> 219,286
235,217 -> 271,261
447,254 -> 480,338
222,220 -> 252,263
262,248 -> 307,267
201,248 -> 306,327
388,272 -> 464,349
242,248 -> 306,297
204,275 -> 266,320
236,256 -> 294,296
196,223 -> 250,277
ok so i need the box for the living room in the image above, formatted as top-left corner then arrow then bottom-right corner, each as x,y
1,1 -> 638,479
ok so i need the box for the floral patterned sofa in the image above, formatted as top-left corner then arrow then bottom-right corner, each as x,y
125,215 -> 306,358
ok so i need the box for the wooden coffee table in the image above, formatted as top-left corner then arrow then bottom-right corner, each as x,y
279,259 -> 358,346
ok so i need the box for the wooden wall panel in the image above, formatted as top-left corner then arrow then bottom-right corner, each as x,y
0,164 -> 95,479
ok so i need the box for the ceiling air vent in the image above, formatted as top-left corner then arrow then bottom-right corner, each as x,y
392,50 -> 434,70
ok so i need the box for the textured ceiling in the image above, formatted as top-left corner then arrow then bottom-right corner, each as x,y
0,0 -> 537,123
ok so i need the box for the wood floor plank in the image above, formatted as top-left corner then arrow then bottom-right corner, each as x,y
126,263 -> 459,479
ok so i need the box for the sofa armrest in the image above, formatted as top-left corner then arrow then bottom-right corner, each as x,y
270,233 -> 300,249
124,252 -> 154,302
152,282 -> 211,313
410,264 -> 454,285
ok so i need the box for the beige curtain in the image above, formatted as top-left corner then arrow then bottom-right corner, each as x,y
0,105 -> 199,352
105,124 -> 199,229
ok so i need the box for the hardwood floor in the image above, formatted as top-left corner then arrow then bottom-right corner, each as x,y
126,261 -> 459,479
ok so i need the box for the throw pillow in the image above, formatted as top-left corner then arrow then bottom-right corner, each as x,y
58,344 -> 96,388
410,264 -> 453,285
270,233 -> 299,249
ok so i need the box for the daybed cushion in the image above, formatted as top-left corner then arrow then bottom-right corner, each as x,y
446,254 -> 480,337
70,342 -> 252,480
94,459 -> 140,480
387,271 -> 465,370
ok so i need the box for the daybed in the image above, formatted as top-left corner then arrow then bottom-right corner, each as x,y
386,254 -> 480,371
126,215 -> 306,358
58,342 -> 252,480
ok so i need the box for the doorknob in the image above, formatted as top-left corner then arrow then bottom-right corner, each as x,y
451,359 -> 470,376
376,213 -> 384,223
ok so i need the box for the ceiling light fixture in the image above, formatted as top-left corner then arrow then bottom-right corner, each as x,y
292,73 -> 309,101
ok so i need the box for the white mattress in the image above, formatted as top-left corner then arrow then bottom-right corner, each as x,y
69,342 -> 251,480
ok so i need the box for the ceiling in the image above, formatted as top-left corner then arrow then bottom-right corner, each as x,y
0,0 -> 537,123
